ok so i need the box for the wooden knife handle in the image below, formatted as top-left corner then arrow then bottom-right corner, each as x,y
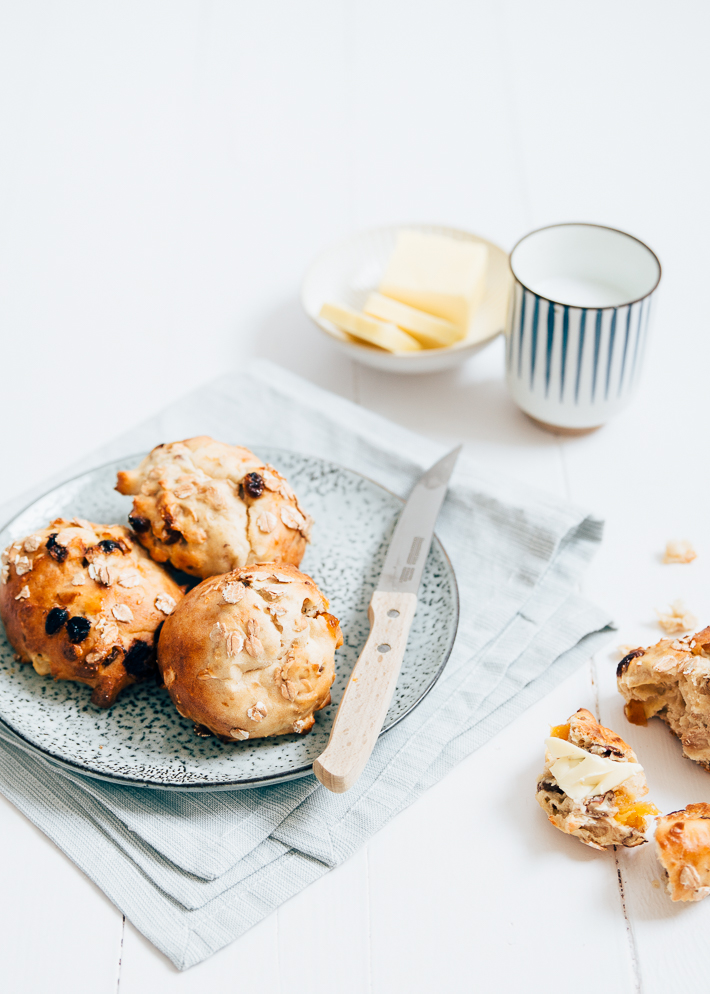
313,590 -> 417,793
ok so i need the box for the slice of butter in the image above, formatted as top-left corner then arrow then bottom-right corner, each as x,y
379,231 -> 488,331
319,302 -> 422,352
363,292 -> 463,349
544,736 -> 644,802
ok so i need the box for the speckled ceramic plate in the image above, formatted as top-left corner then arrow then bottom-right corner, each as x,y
0,450 -> 458,790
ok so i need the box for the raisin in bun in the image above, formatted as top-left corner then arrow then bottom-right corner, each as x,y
157,563 -> 341,741
0,519 -> 183,707
115,437 -> 312,579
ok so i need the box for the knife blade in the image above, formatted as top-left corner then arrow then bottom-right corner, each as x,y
313,446 -> 461,793
376,445 -> 462,595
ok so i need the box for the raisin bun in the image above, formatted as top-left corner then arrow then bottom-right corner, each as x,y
0,519 -> 183,707
115,437 -> 312,579
157,563 -> 342,741
656,804 -> 710,902
536,709 -> 657,850
617,627 -> 710,769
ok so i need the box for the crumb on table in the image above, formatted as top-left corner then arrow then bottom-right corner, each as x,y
657,599 -> 698,634
663,540 -> 697,564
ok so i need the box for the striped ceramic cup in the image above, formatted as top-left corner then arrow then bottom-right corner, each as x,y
505,223 -> 661,431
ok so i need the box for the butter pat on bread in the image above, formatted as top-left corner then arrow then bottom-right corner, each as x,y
536,708 -> 656,850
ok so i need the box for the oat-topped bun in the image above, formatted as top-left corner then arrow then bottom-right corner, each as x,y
617,627 -> 710,769
536,708 -> 657,850
0,519 -> 183,708
656,804 -> 710,902
115,437 -> 312,579
157,563 -> 341,741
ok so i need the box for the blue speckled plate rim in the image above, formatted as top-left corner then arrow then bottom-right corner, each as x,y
0,449 -> 460,791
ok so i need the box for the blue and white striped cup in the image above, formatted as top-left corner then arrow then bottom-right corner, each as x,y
505,223 -> 661,431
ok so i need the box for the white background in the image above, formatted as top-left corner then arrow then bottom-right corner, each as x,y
2,2 -> 710,991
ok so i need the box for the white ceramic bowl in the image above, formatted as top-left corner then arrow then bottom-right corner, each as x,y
301,223 -> 512,374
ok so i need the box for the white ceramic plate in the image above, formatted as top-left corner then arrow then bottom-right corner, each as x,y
0,450 -> 458,790
301,223 -> 513,373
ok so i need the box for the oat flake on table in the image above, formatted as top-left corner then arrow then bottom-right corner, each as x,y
657,599 -> 698,634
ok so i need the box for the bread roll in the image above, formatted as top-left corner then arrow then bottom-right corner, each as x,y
157,563 -> 341,740
116,437 -> 311,579
0,519 -> 183,707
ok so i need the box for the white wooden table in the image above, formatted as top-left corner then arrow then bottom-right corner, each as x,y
2,3 -> 709,990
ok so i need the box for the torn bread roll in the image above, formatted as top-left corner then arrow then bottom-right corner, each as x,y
656,804 -> 710,902
617,627 -> 710,770
536,708 -> 657,850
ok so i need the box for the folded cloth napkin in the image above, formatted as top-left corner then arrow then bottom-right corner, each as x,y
0,360 -> 614,969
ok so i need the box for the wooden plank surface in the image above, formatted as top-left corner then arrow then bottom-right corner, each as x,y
1,1 -> 708,991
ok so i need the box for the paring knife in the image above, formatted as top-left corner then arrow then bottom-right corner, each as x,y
313,446 -> 461,794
